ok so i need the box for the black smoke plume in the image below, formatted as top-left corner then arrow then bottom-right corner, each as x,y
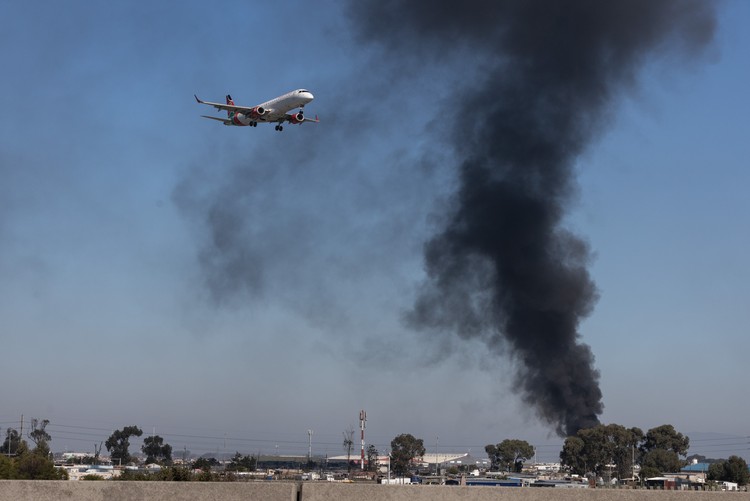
347,1 -> 716,436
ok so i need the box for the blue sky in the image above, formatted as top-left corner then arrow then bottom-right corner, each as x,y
1,1 -> 748,462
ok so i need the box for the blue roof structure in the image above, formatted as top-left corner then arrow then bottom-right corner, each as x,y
682,463 -> 710,472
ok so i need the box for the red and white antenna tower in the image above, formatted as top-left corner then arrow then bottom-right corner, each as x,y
359,409 -> 367,471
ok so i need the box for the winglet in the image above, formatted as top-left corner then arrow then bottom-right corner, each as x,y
194,94 -> 204,104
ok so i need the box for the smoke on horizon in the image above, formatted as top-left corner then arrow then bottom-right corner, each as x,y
347,0 -> 716,436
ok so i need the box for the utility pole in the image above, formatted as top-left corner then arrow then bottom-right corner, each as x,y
387,449 -> 391,482
435,436 -> 439,475
359,410 -> 366,471
307,429 -> 313,463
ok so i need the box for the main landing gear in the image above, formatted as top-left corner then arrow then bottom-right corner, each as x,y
274,124 -> 284,131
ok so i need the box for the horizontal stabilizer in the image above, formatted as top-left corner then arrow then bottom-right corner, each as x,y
201,115 -> 231,125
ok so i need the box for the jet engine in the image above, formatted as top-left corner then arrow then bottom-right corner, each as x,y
288,112 -> 305,124
249,106 -> 267,119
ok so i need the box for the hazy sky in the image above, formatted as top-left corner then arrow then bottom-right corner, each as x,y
1,1 -> 748,462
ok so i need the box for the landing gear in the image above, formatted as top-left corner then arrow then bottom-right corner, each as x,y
275,125 -> 284,131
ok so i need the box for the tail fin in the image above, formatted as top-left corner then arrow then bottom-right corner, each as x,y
225,94 -> 235,117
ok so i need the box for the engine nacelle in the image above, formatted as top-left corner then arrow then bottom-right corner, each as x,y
288,112 -> 305,124
249,106 -> 267,119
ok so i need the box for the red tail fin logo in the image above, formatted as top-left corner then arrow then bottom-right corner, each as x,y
225,94 -> 235,117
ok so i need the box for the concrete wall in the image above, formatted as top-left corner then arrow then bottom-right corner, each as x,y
1,481 -> 749,501
0,480 -> 298,501
302,484 -> 750,501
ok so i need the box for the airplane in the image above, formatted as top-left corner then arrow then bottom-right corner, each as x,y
194,89 -> 319,131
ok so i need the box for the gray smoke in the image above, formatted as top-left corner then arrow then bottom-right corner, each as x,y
347,1 -> 716,436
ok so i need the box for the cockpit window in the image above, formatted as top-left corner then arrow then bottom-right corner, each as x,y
298,89 -> 309,93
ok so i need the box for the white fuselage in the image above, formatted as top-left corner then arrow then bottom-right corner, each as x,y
257,89 -> 314,120
231,89 -> 313,125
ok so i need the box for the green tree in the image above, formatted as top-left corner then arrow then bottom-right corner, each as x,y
639,424 -> 689,477
192,457 -> 218,471
142,435 -> 172,464
117,469 -> 150,481
226,452 -> 256,472
0,454 -> 17,479
366,444 -> 379,472
14,446 -> 67,480
68,455 -> 97,465
105,425 -> 143,465
155,466 -> 193,481
390,433 -> 425,477
559,424 -> 643,479
28,419 -> 51,447
28,418 -> 52,457
559,436 -> 586,475
708,456 -> 750,486
641,424 -> 689,456
485,439 -> 534,473
342,427 -> 355,474
560,426 -> 609,476
2,428 -> 21,455
641,448 -> 683,478
607,425 -> 643,480
81,474 -> 105,480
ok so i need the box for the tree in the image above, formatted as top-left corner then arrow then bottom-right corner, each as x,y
485,439 -> 534,473
639,424 -> 689,477
366,444 -> 379,472
390,433 -> 425,477
0,454 -> 17,479
2,428 -> 21,456
193,457 -> 218,471
560,436 -> 587,475
342,427 -> 355,474
559,424 -> 643,479
15,448 -> 67,480
641,424 -> 689,456
105,425 -> 143,465
28,418 -> 52,457
708,456 -> 750,486
226,452 -> 256,472
641,449 -> 683,478
142,435 -> 172,464
607,425 -> 643,480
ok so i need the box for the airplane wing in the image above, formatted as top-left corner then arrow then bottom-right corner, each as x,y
194,95 -> 262,115
283,114 -> 320,124
200,115 -> 232,125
